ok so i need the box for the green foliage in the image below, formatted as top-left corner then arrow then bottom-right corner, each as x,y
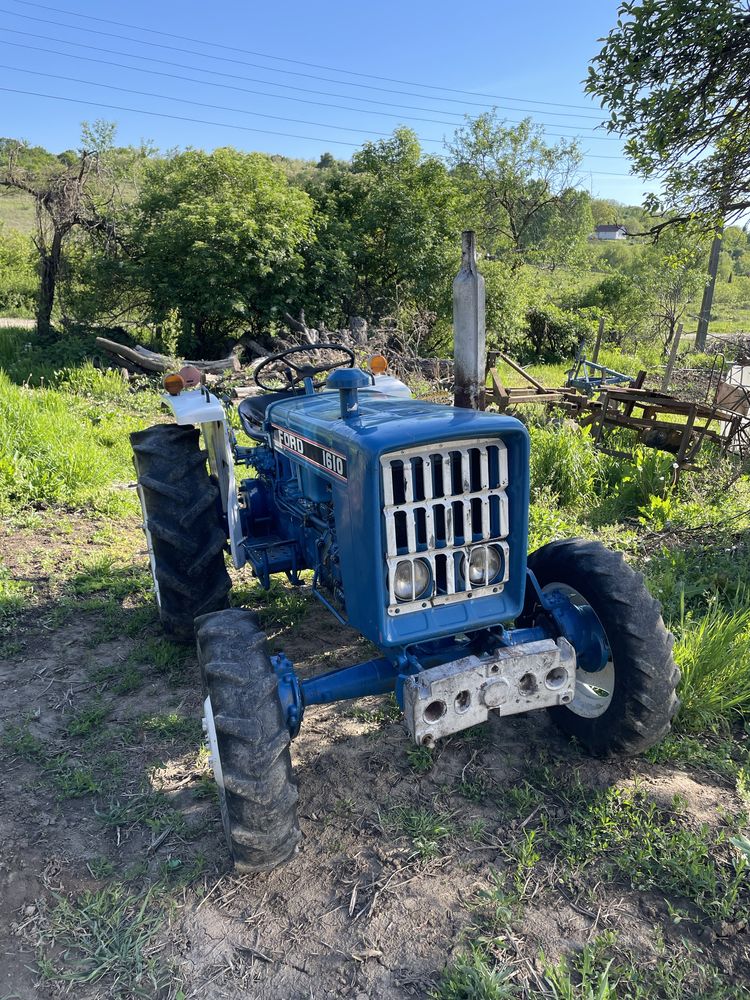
0,223 -> 36,315
38,884 -> 171,997
524,303 -> 592,362
126,147 -> 314,353
448,114 -> 583,263
301,128 -> 460,332
529,424 -> 604,507
556,785 -> 748,923
431,948 -> 516,1000
587,1 -> 750,224
675,600 -> 750,732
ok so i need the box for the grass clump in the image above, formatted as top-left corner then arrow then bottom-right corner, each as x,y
38,884 -> 172,998
431,947 -> 516,1000
389,804 -> 454,860
556,785 -> 748,923
529,423 -> 604,508
674,600 -> 750,732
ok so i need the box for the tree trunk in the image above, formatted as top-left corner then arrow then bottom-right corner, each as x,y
36,229 -> 63,338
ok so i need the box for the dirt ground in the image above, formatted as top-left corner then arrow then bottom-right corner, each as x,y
1,513 -> 749,999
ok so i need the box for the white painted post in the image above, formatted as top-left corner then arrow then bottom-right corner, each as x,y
453,231 -> 486,410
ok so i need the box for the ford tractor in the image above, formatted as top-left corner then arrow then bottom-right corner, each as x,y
130,345 -> 679,872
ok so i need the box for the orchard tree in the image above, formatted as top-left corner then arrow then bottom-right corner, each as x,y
131,147 -> 314,354
587,0 -> 750,229
448,115 -> 584,265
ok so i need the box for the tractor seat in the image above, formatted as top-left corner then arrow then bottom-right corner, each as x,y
238,390 -> 303,435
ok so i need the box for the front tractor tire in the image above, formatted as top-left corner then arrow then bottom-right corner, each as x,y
196,609 -> 301,871
131,423 -> 231,641
527,538 -> 679,757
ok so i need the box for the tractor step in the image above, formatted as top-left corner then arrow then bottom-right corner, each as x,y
402,638 -> 575,747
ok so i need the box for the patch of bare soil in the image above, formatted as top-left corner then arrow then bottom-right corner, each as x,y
0,514 -> 749,998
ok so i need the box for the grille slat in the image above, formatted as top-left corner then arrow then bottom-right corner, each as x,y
381,440 -> 510,615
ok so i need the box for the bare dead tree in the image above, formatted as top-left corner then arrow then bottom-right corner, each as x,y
0,141 -> 106,337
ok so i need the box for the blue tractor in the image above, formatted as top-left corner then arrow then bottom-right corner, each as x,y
131,345 -> 678,871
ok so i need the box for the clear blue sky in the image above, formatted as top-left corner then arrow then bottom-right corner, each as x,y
0,0 -> 655,205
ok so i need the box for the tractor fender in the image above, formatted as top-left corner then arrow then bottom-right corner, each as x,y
162,389 -> 246,569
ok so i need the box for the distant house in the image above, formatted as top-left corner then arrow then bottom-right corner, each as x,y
594,224 -> 628,241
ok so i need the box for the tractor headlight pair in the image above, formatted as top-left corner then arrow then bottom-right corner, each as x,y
393,559 -> 431,602
460,545 -> 504,588
393,545 -> 504,603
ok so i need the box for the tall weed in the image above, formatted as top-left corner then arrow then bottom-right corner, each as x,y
675,596 -> 750,732
529,424 -> 604,508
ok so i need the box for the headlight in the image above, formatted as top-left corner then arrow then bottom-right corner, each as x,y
393,558 -> 431,602
461,545 -> 503,587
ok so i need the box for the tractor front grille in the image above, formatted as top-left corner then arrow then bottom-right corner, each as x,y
380,440 -> 510,616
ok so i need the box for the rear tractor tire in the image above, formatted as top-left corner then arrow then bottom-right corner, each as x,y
131,423 -> 231,641
527,538 -> 679,757
196,608 -> 301,871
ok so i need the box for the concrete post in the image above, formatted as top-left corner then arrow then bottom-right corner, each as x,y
453,231 -> 486,410
696,232 -> 723,352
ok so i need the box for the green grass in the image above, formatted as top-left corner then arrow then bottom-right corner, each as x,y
431,948 -> 516,1000
0,189 -> 36,235
555,785 -> 749,923
388,804 -> 454,859
675,601 -> 750,732
37,884 -> 173,998
0,371 -> 153,513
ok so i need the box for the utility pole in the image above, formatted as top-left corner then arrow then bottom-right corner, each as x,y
695,230 -> 723,351
453,231 -> 486,410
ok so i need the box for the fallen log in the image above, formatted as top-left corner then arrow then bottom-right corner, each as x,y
95,337 -> 242,375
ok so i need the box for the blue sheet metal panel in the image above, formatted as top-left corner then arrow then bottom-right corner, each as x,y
266,394 -> 530,649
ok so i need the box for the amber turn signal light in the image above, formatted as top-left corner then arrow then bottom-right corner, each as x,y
163,372 -> 186,396
368,354 -> 388,375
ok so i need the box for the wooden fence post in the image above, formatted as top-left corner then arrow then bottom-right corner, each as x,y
592,316 -> 605,364
661,323 -> 684,393
453,231 -> 486,410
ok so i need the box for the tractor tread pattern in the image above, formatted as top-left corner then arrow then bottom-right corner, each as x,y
527,537 -> 679,757
195,609 -> 301,871
131,423 -> 231,641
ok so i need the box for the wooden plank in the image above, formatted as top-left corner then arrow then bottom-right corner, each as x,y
490,369 -> 508,399
495,352 -> 548,391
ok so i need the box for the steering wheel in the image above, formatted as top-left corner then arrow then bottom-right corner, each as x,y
254,343 -> 356,392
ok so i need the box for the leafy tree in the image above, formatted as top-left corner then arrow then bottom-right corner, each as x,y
300,129 -> 461,332
448,115 -> 584,265
629,227 -> 709,347
128,147 -> 314,354
587,0 -> 750,229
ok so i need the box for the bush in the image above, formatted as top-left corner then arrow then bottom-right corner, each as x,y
0,225 -> 37,316
523,304 -> 592,362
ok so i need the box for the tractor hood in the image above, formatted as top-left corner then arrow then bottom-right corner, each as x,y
266,391 -> 530,650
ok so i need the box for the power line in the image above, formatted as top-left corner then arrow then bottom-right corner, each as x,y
6,0 -> 601,113
0,86 -> 364,145
0,85 -> 639,178
0,29 -> 621,140
0,63 -> 621,148
0,64 -> 443,140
